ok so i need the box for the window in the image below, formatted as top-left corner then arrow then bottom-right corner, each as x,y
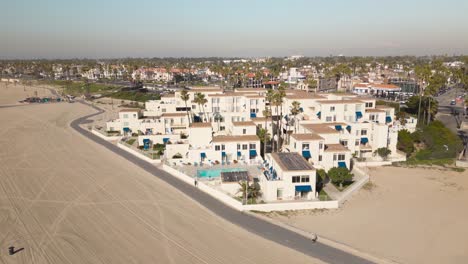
333,115 -> 337,122
215,145 -> 221,151
338,154 -> 345,161
326,116 -> 332,122
365,102 -> 373,108
370,115 -> 375,121
133,114 -> 137,118
355,139 -> 360,146
243,129 -> 247,134
242,144 -> 248,150
123,114 -> 128,118
318,155 -> 322,161
330,106 -> 335,112
302,143 -> 309,149
301,176 -> 310,183
319,142 -> 323,149
249,143 -> 256,149
237,144 -> 241,150
340,140 -> 348,147
361,130 -> 367,136
123,122 -> 129,126
333,154 -> 337,161
162,108 -> 166,113
292,176 -> 301,183
221,145 -> 225,150
277,188 -> 283,199
220,126 -> 225,131
192,105 -> 196,109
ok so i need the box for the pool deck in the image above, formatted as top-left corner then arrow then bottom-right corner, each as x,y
168,161 -> 263,181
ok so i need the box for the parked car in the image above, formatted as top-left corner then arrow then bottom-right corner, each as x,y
450,100 -> 456,105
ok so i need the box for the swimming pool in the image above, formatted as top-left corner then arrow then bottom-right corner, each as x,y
197,168 -> 246,178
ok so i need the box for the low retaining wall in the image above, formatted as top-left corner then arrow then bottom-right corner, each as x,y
117,142 -> 161,164
91,129 -> 121,141
162,164 -> 339,212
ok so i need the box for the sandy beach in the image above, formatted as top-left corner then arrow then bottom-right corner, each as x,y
0,82 -> 55,105
0,88 -> 322,263
268,166 -> 468,264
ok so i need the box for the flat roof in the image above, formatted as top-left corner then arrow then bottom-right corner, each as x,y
232,121 -> 256,127
290,133 -> 324,141
317,99 -> 363,104
271,152 -> 315,171
324,144 -> 350,152
189,122 -> 212,128
301,124 -> 339,134
161,113 -> 186,117
119,108 -> 140,112
212,135 -> 259,143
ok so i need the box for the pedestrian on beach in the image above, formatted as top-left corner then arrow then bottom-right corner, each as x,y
194,178 -> 198,187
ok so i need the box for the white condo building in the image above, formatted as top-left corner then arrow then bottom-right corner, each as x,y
106,86 -> 413,202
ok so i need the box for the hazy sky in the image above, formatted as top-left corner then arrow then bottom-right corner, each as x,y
1,0 -> 468,59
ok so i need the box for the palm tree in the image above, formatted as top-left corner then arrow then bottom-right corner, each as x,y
414,65 -> 432,125
194,92 -> 208,122
274,86 -> 286,151
266,89 -> 276,151
307,78 -> 318,93
237,180 -> 261,204
180,90 -> 191,125
262,108 -> 271,156
290,101 -> 301,134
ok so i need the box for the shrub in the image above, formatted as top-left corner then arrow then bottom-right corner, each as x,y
398,129 -> 415,156
328,167 -> 353,188
172,153 -> 183,159
375,147 -> 391,160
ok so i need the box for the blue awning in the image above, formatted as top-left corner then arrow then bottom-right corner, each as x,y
250,112 -> 257,118
222,151 -> 226,157
249,149 -> 257,157
143,138 -> 150,144
163,138 -> 170,143
361,137 -> 369,144
302,150 -> 311,159
123,127 -> 130,132
356,111 -> 363,119
386,116 -> 392,123
338,161 -> 347,168
299,107 -> 304,112
346,125 -> 351,132
335,125 -> 342,131
237,151 -> 241,157
200,152 -> 206,158
295,185 -> 312,192
316,111 -> 321,117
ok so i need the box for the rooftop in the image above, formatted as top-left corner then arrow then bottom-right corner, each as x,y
301,124 -> 340,134
232,121 -> 256,127
212,135 -> 259,143
317,99 -> 363,104
161,113 -> 187,117
290,133 -> 324,141
189,122 -> 212,128
119,108 -> 140,113
271,152 -> 315,171
324,144 -> 350,152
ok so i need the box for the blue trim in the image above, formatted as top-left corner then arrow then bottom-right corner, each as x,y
356,111 -> 363,119
295,185 -> 312,192
200,152 -> 206,158
237,151 -> 241,157
360,137 -> 369,144
163,138 -> 170,143
250,112 -> 257,118
222,152 -> 226,157
302,150 -> 311,159
386,116 -> 392,123
249,149 -> 257,158
335,125 -> 342,131
316,111 -> 321,118
346,125 -> 351,132
123,127 -> 130,132
299,107 -> 304,112
338,161 -> 347,168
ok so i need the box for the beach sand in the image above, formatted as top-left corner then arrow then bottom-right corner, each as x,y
0,82 -> 54,105
0,87 -> 321,263
268,166 -> 468,264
